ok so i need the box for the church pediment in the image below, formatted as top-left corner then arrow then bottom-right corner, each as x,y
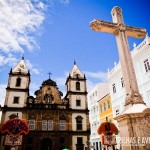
30,78 -> 64,105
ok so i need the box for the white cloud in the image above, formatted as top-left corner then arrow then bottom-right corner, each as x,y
54,71 -> 68,87
29,82 -> 41,96
54,76 -> 66,87
0,53 -> 18,67
84,70 -> 108,92
0,0 -> 46,53
0,54 -> 41,74
86,80 -> 97,92
25,59 -> 40,74
84,71 -> 107,82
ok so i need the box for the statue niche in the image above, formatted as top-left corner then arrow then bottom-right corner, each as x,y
44,87 -> 54,103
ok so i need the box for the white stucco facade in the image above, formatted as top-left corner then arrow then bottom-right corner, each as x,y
9,76 -> 29,89
88,83 -> 109,150
108,35 -> 150,121
6,92 -> 27,107
68,80 -> 85,92
71,95 -> 86,109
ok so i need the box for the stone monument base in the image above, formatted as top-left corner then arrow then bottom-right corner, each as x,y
115,104 -> 150,150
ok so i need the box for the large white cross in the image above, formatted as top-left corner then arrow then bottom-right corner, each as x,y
90,6 -> 147,106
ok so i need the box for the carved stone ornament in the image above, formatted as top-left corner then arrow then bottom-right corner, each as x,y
125,92 -> 145,106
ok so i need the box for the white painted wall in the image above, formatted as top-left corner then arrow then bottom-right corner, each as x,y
7,92 -> 26,107
71,95 -> 86,109
69,80 -> 85,92
9,76 -> 28,89
87,83 -> 109,148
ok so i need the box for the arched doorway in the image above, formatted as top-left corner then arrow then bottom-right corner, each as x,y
41,138 -> 52,150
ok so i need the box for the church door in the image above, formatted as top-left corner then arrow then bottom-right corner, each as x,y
41,138 -> 52,150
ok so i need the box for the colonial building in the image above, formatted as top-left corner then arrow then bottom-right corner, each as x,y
98,94 -> 114,124
87,83 -> 109,150
97,93 -> 115,150
1,59 -> 90,150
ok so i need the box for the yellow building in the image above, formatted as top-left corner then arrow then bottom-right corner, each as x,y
98,94 -> 114,123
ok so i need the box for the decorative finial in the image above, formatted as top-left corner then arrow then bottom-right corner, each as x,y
48,72 -> 52,79
74,59 -> 76,65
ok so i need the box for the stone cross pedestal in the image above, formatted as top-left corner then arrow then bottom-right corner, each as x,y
90,6 -> 150,150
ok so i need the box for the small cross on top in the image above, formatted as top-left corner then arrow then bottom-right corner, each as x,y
48,72 -> 52,79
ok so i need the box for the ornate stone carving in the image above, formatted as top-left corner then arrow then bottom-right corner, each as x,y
125,92 -> 145,106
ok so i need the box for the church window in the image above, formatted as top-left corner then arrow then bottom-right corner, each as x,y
121,77 -> 124,88
144,59 -> 150,72
76,99 -> 81,106
29,120 -> 35,130
107,100 -> 110,109
59,120 -> 66,130
42,120 -> 53,130
104,103 -> 106,111
76,116 -> 83,130
76,82 -> 80,90
13,97 -> 19,104
112,84 -> 116,93
16,77 -> 21,87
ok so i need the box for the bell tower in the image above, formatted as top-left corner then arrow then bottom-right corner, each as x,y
65,61 -> 90,150
65,61 -> 88,109
2,56 -> 30,122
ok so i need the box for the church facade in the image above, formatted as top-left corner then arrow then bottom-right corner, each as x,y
1,58 -> 90,150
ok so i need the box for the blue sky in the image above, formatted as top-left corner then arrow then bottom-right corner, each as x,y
0,0 -> 150,105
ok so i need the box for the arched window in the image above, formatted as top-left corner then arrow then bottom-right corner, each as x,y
16,77 -> 21,87
76,82 -> 80,90
76,116 -> 83,130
